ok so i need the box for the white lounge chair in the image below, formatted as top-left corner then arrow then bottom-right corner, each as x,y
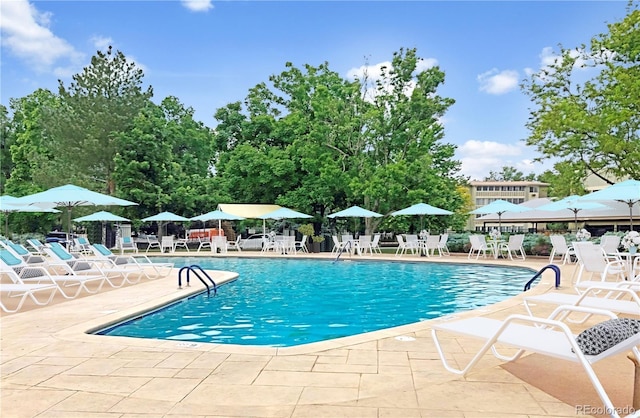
572,241 -> 627,291
119,236 -> 139,254
26,238 -> 47,256
90,244 -> 173,279
431,305 -> 640,418
0,240 -> 46,264
1,248 -> 107,299
523,285 -> 640,323
0,269 -> 58,313
144,235 -> 161,253
73,237 -> 93,255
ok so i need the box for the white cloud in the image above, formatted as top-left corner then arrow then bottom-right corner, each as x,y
181,0 -> 214,12
477,68 -> 519,95
0,0 -> 83,73
346,57 -> 438,102
456,140 -> 547,181
91,35 -> 113,51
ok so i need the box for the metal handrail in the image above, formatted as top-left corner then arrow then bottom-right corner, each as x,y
178,265 -> 217,297
524,264 -> 561,291
333,240 -> 353,263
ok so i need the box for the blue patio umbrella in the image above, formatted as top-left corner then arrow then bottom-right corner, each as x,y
0,195 -> 61,237
470,199 -> 530,229
328,205 -> 383,218
73,211 -> 130,245
14,184 -> 137,242
537,195 -> 608,233
391,202 -> 453,231
579,179 -> 640,228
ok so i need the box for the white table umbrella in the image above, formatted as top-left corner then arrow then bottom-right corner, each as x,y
328,205 -> 383,235
191,209 -> 245,231
537,195 -> 609,233
73,211 -> 131,245
142,211 -> 189,238
257,207 -> 312,235
391,202 -> 453,231
0,195 -> 61,237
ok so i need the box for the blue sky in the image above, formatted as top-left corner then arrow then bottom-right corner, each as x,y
0,0 -> 630,180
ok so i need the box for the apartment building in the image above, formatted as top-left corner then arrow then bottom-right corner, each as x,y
468,180 -> 550,231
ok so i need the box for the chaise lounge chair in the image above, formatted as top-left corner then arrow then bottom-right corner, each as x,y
431,305 -> 640,418
90,243 -> 174,279
0,270 -> 58,313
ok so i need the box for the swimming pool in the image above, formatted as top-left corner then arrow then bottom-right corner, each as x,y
97,257 -> 533,347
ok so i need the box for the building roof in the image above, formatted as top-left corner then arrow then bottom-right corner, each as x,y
469,180 -> 550,186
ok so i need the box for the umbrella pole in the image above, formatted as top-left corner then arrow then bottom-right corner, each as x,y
630,203 -> 634,229
67,206 -> 72,247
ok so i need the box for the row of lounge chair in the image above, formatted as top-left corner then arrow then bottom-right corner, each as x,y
0,238 -> 174,313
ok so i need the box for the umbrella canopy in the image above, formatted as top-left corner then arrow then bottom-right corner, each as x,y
258,207 -> 312,220
14,184 -> 137,242
142,211 -> 189,222
470,199 -> 531,228
579,179 -> 640,228
537,195 -> 608,233
191,209 -> 245,231
73,210 -> 130,222
0,195 -> 61,237
328,205 -> 383,218
391,203 -> 453,216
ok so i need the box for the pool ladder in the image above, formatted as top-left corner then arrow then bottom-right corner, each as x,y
333,240 -> 353,263
178,265 -> 218,297
523,264 -> 561,291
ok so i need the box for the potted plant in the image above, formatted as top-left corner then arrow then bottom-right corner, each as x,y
297,224 -> 324,252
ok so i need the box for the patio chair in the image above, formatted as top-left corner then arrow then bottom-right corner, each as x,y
431,305 -> 640,418
294,235 -> 308,253
196,237 -> 213,252
437,233 -> 450,256
1,248 -> 107,299
523,284 -> 640,324
498,234 -> 526,260
369,234 -> 382,254
144,235 -> 161,253
548,235 -> 575,264
119,236 -> 138,254
73,237 -> 93,255
26,238 -> 46,256
331,235 -> 346,255
423,235 -> 441,257
354,235 -> 371,256
468,234 -> 490,259
395,234 -> 419,257
213,236 -> 228,253
90,244 -> 173,279
0,240 -> 46,264
161,236 -> 175,253
599,235 -> 621,255
572,241 -> 627,291
44,242 -> 131,288
0,269 -> 58,313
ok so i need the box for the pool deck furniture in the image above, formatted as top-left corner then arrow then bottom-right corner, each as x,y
1,255 -> 637,418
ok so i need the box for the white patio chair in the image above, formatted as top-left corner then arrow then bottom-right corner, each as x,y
119,236 -> 138,254
144,235 -> 161,253
369,234 -> 382,254
161,236 -> 175,253
549,235 -> 575,264
395,235 -> 417,257
424,235 -> 441,257
227,236 -> 243,252
431,305 -> 640,418
498,234 -> 526,260
572,241 -> 627,292
468,234 -> 490,259
294,235 -> 308,253
435,233 -> 449,256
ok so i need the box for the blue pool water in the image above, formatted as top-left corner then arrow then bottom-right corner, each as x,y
97,257 -> 533,347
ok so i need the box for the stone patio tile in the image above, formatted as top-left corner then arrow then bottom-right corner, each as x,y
291,404 -> 378,417
1,355 -> 46,374
123,358 -> 165,368
49,391 -> 123,412
64,358 -> 130,376
182,384 -> 303,407
130,377 -> 201,402
311,362 -> 377,374
37,356 -> 89,367
417,409 -> 465,417
112,366 -> 180,378
537,401 -> 582,416
39,374 -> 151,396
357,389 -> 419,409
200,360 -> 265,385
315,354 -> 347,364
378,406 -> 423,417
4,364 -> 73,386
297,386 -> 359,405
378,364 -> 412,375
169,402 -> 295,417
109,396 -> 177,414
415,381 -> 546,415
173,367 -> 212,379
265,355 -> 317,371
0,388 -> 74,418
378,350 -> 410,366
109,349 -> 172,361
184,351 -> 229,369
254,370 -> 361,388
156,352 -> 203,369
346,349 -> 378,365
37,411 -> 124,417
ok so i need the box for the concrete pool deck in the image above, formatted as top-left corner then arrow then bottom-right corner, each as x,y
1,252 -> 637,417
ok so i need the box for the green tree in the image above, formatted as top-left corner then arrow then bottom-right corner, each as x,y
522,3 -> 640,184
484,166 -> 536,181
54,46 -> 153,194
